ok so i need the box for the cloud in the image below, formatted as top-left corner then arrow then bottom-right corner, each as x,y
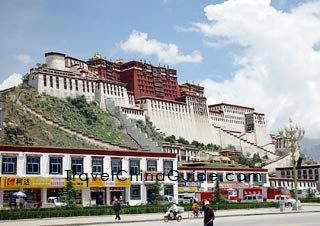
120,30 -> 202,64
15,54 -> 33,64
0,73 -> 23,91
202,39 -> 235,48
189,0 -> 320,138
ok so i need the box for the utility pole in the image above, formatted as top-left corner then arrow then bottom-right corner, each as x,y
279,119 -> 304,210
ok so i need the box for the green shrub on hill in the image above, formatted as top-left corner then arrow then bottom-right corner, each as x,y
0,86 -> 139,148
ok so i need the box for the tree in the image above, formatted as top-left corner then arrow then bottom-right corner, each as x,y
225,144 -> 236,151
191,140 -> 200,147
279,120 -> 305,206
252,153 -> 262,163
62,172 -> 78,208
206,143 -> 214,151
213,177 -> 222,203
150,180 -> 163,205
164,135 -> 176,143
306,188 -> 315,199
177,137 -> 189,145
213,144 -> 222,152
22,73 -> 30,84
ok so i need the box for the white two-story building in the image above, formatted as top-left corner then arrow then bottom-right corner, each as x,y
0,144 -> 177,209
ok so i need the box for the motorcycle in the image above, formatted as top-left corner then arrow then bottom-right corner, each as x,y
164,210 -> 182,222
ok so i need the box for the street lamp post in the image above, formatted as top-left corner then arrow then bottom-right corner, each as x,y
279,120 -> 304,210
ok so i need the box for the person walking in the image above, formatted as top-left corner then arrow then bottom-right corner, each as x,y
203,200 -> 215,226
113,198 -> 121,220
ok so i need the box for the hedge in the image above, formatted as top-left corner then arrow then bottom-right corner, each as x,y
300,198 -> 320,203
0,202 -> 279,220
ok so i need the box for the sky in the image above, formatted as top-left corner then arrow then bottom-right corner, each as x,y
0,0 -> 320,139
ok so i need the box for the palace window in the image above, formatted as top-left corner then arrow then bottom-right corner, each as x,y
26,156 -> 40,174
50,157 -> 62,174
2,156 -> 17,174
56,77 -> 59,89
49,76 -> 53,87
64,78 -> 67,89
43,75 -> 47,87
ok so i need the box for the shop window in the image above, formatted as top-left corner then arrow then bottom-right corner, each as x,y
111,159 -> 122,175
147,160 -> 157,171
50,157 -> 62,174
130,185 -> 141,200
163,160 -> 173,176
164,185 -> 174,196
129,160 -> 140,175
92,157 -> 103,174
71,158 -> 83,174
26,156 -> 40,174
2,156 -> 17,174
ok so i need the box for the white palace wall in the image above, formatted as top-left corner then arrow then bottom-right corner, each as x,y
29,69 -> 275,152
29,68 -> 134,109
139,99 -> 220,145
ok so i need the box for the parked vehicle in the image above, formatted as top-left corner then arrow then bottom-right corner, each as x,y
221,188 -> 238,203
178,193 -> 194,204
194,192 -> 213,202
315,192 -> 320,198
273,195 -> 296,207
162,195 -> 176,203
241,194 -> 263,203
236,187 -> 292,203
41,197 -> 67,208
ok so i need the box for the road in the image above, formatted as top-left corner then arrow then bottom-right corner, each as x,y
95,212 -> 320,226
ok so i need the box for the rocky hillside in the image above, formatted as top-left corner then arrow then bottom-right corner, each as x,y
0,85 -> 140,149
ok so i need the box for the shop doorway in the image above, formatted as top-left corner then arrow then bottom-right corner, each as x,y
92,192 -> 103,205
110,190 -> 123,204
147,187 -> 155,204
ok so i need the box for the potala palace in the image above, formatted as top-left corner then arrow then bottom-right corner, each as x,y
0,52 -> 313,209
28,52 -> 288,168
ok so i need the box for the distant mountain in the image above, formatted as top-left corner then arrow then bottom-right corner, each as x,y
300,138 -> 320,164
